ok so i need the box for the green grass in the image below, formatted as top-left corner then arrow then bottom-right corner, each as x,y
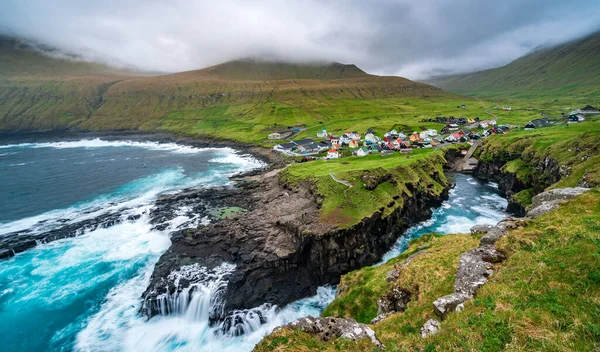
281,149 -> 450,227
427,32 -> 600,103
255,188 -> 600,351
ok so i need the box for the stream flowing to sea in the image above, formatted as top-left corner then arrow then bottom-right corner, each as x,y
0,137 -> 507,351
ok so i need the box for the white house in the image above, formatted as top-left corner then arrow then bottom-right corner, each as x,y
426,129 -> 438,137
419,131 -> 430,140
364,133 -> 379,143
448,124 -> 459,131
398,132 -> 407,139
268,132 -> 282,139
317,128 -> 328,138
340,134 -> 351,145
357,147 -> 370,157
327,150 -> 341,159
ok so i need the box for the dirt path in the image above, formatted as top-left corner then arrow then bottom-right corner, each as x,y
330,173 -> 353,202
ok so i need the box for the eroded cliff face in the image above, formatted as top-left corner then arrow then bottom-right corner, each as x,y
141,156 -> 452,323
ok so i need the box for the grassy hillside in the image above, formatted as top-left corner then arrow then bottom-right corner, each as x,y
427,31 -> 600,101
256,188 -> 600,351
0,36 -> 480,139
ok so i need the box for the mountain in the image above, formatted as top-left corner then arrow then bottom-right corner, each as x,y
0,36 -> 455,139
426,31 -> 600,98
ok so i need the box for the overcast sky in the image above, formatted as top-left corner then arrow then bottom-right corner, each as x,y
1,0 -> 599,79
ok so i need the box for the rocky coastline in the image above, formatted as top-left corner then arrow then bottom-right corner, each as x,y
140,163 -> 452,322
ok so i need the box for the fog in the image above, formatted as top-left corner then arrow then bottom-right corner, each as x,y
1,0 -> 598,79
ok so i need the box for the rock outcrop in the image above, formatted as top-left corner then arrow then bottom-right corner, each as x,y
141,165 -> 450,322
432,218 -> 519,319
528,187 -> 589,218
281,316 -> 383,347
420,318 -> 441,338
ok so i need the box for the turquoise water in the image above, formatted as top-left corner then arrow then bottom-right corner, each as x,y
0,138 -> 507,351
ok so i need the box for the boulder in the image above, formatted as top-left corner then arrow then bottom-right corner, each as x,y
531,187 -> 589,208
479,227 -> 506,247
285,316 -> 383,347
377,286 -> 412,315
527,202 -> 560,218
454,249 -> 495,297
433,292 -> 469,319
420,318 -> 441,338
470,224 -> 494,235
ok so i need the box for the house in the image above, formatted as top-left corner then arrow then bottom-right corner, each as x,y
298,143 -> 320,154
399,141 -> 411,149
448,124 -> 459,131
317,141 -> 332,150
294,138 -> 314,146
381,150 -> 394,156
316,128 -> 328,138
419,131 -> 430,140
567,114 -> 585,123
327,150 -> 341,159
357,147 -> 370,157
525,118 -> 551,130
268,132 -> 282,140
409,132 -> 420,142
329,136 -> 340,145
426,129 -> 438,137
385,129 -> 399,138
273,142 -> 297,152
502,106 -> 512,111
364,133 -> 379,144
344,131 -> 361,141
348,140 -> 359,148
398,132 -> 407,139
369,145 -> 382,153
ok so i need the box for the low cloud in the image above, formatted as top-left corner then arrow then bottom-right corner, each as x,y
1,0 -> 598,79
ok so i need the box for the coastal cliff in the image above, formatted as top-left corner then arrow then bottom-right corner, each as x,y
141,151 -> 455,323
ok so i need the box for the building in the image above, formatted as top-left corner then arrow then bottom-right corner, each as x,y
273,142 -> 297,152
502,106 -> 512,111
327,150 -> 341,159
524,118 -> 551,130
316,128 -> 328,138
357,147 -> 370,157
268,132 -> 282,140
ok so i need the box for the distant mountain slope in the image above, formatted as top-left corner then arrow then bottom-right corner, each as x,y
0,36 -> 455,136
427,31 -> 600,98
176,60 -> 369,81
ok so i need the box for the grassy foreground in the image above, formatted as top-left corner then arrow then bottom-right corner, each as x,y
255,188 -> 600,351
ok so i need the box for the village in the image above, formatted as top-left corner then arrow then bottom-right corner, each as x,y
269,105 -> 599,160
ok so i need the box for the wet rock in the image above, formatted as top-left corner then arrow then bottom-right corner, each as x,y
142,171 -> 450,319
0,249 -> 14,259
377,286 -> 412,315
433,292 -> 469,319
284,316 -> 383,347
420,318 -> 441,338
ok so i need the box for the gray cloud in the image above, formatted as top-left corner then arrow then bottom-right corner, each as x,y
0,0 -> 599,79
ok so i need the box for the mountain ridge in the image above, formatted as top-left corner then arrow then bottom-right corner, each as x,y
426,31 -> 600,98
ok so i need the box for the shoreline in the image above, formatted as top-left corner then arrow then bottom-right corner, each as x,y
0,130 -> 288,172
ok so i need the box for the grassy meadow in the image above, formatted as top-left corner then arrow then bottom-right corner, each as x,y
256,188 -> 600,351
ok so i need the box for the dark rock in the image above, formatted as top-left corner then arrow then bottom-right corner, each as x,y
283,316 -> 383,347
0,249 -> 14,259
141,170 -> 450,320
377,286 -> 412,315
